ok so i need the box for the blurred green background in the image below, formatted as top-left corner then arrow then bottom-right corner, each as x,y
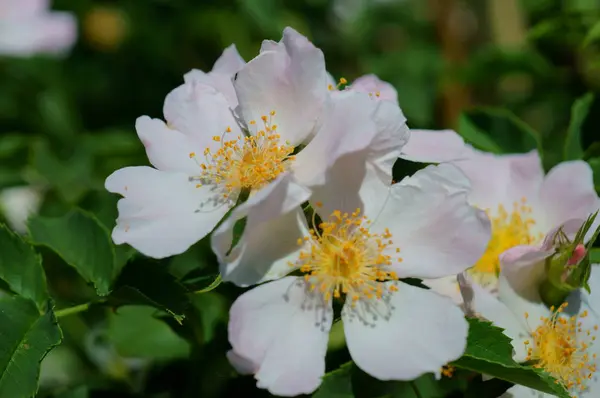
2,0 -> 600,397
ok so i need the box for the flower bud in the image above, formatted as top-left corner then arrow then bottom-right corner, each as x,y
540,211 -> 599,307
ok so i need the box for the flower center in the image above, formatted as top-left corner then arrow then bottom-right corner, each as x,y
189,111 -> 295,199
289,207 -> 402,303
524,303 -> 598,393
468,198 -> 541,286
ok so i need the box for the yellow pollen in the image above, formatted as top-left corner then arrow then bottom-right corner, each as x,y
191,116 -> 294,198
441,365 -> 455,378
339,77 -> 347,85
289,209 -> 401,304
525,303 -> 597,393
468,199 -> 542,286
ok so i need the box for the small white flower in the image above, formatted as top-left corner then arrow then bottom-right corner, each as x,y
463,265 -> 600,397
226,164 -> 491,396
0,0 -> 76,57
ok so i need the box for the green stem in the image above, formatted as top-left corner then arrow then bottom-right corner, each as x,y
410,381 -> 423,398
193,275 -> 222,294
55,300 -> 105,318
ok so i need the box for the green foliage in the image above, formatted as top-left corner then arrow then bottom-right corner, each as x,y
313,362 -> 354,398
564,93 -> 594,161
457,108 -> 540,155
28,209 -> 122,296
108,305 -> 190,360
0,296 -> 62,398
452,318 -> 570,398
0,225 -> 48,310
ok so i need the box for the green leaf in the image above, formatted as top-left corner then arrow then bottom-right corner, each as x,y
30,140 -> 92,204
190,292 -> 227,343
313,362 -> 354,398
564,93 -> 594,161
28,209 -> 122,296
0,224 -> 48,310
0,296 -> 62,398
590,248 -> 600,264
109,260 -> 190,319
55,386 -> 88,398
457,108 -> 540,155
584,20 -> 600,47
108,306 -> 190,361
452,318 -> 570,398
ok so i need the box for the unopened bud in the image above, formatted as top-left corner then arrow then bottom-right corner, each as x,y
540,212 -> 599,307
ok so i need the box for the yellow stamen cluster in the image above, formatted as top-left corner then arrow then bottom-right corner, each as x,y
469,198 -> 542,286
441,365 -> 455,378
524,303 -> 597,395
189,111 -> 294,198
328,77 -> 348,91
289,207 -> 402,303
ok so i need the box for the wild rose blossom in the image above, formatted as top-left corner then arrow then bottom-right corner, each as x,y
0,0 -> 76,57
461,262 -> 600,397
226,164 -> 491,396
106,28 -> 408,259
400,134 -> 600,304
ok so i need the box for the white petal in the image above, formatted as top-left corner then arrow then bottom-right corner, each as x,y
499,245 -> 553,300
350,74 -> 398,104
422,276 -> 464,306
226,350 -> 257,375
292,91 -> 378,189
500,384 -> 548,398
497,273 -> 550,332
234,27 -> 327,146
211,44 -> 245,75
343,282 -> 468,381
228,277 -> 332,396
163,81 -> 241,148
375,164 -> 491,279
367,100 -> 410,183
537,160 -> 599,229
213,174 -> 311,286
0,12 -> 76,57
184,69 -> 240,109
453,150 -> 544,210
400,129 -> 472,163
135,116 -> 201,175
105,166 -> 230,258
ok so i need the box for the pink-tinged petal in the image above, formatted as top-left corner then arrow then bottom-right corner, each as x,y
227,350 -> 257,375
293,91 -> 378,189
228,277 -> 332,396
499,245 -> 553,298
105,166 -> 231,258
344,282 -> 468,380
349,74 -> 398,104
367,100 -> 409,183
213,174 -> 311,287
184,69 -> 239,109
538,160 -> 599,230
422,276 -> 464,306
211,44 -> 245,75
465,281 -> 531,362
0,12 -> 76,57
234,27 -> 327,146
163,81 -> 241,148
376,164 -> 491,279
453,150 -> 544,210
400,129 -> 473,163
1,0 -> 48,18
135,116 -> 201,175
